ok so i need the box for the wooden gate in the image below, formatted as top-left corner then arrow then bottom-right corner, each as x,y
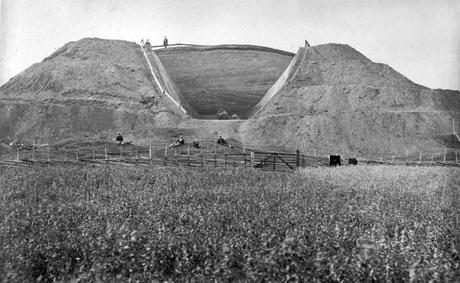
252,152 -> 297,171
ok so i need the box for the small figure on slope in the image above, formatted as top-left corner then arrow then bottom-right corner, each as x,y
116,133 -> 124,145
163,36 -> 169,48
169,136 -> 185,148
217,136 -> 233,148
193,139 -> 200,149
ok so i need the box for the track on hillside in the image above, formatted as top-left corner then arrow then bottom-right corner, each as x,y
139,43 -> 187,114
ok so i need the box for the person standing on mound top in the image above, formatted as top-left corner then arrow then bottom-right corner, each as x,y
163,36 -> 168,48
305,40 -> 310,47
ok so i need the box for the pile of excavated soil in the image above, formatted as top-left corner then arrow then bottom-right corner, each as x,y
242,44 -> 460,155
156,45 -> 293,118
1,38 -> 459,156
0,38 -> 187,142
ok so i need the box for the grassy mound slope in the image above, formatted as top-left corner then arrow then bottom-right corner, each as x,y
1,166 -> 459,281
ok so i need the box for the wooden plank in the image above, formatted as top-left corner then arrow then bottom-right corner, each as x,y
274,153 -> 294,170
254,153 -> 274,168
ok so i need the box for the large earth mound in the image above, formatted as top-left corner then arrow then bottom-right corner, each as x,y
0,38 -> 188,142
1,38 -> 459,156
241,44 -> 460,154
155,45 -> 293,118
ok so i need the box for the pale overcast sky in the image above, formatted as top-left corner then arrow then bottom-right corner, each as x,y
1,0 -> 459,90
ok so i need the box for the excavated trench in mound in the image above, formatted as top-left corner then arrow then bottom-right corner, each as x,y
152,45 -> 295,119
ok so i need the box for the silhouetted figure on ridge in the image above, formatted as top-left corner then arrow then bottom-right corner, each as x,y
163,36 -> 168,48
305,40 -> 310,47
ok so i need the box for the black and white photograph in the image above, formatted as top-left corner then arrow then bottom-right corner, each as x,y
0,0 -> 459,281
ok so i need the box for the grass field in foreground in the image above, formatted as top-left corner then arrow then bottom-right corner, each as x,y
1,165 -> 459,281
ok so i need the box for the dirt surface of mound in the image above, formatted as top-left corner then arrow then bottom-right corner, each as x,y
1,38 -> 459,156
0,38 -> 189,142
156,45 -> 294,118
242,44 -> 460,155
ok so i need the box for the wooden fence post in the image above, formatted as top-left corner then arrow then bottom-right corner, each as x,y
32,140 -> 35,163
313,149 -> 317,166
187,143 -> 190,156
431,152 -> 434,164
273,152 -> 276,171
135,150 -> 138,166
419,151 -> 422,163
104,147 -> 108,162
392,154 -> 395,163
64,147 -> 67,163
76,151 -> 79,162
250,152 -> 255,168
120,146 -> 123,161
455,151 -> 458,164
214,153 -> 217,168
405,149 -> 408,163
296,149 -> 300,169
243,153 -> 247,167
47,146 -> 50,164
164,144 -> 168,166
16,149 -> 19,163
444,146 -> 447,164
149,142 -> 152,165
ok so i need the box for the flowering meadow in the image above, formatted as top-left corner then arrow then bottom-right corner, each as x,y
1,165 -> 459,281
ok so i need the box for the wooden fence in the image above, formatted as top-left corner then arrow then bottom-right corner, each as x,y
0,142 -> 459,171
